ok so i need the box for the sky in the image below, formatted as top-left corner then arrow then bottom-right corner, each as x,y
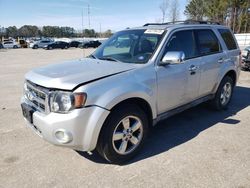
0,0 -> 188,32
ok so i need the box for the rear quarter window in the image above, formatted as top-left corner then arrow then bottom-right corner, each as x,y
218,29 -> 237,50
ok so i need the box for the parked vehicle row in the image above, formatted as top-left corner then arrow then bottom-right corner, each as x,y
30,40 -> 101,50
0,38 -> 102,50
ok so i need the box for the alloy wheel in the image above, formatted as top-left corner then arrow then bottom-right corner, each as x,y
220,82 -> 232,105
112,116 -> 143,155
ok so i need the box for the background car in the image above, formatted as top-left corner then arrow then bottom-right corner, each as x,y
69,41 -> 80,48
241,46 -> 250,71
43,41 -> 69,50
79,40 -> 101,48
31,39 -> 53,49
2,41 -> 20,48
19,39 -> 28,48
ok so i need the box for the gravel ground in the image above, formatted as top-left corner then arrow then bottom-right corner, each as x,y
0,48 -> 249,188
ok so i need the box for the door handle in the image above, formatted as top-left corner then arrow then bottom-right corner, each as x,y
189,65 -> 197,75
189,65 -> 197,72
218,58 -> 224,64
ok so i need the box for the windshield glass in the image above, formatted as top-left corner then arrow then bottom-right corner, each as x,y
92,29 -> 165,64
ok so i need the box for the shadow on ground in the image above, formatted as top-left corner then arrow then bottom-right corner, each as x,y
76,86 -> 250,165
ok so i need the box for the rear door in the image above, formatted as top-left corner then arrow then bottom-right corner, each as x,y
194,29 -> 226,97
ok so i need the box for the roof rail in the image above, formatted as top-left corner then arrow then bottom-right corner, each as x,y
143,20 -> 220,27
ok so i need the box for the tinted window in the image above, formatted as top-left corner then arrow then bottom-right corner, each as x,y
218,29 -> 237,50
196,30 -> 221,55
164,30 -> 197,59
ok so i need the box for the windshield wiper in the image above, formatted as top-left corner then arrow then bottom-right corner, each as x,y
99,56 -> 119,62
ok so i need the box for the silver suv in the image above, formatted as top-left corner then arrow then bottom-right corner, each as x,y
30,39 -> 53,49
21,21 -> 241,164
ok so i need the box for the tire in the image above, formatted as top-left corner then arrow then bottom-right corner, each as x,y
64,45 -> 68,49
33,45 -> 38,49
49,46 -> 52,50
13,45 -> 17,49
97,104 -> 149,164
209,76 -> 234,110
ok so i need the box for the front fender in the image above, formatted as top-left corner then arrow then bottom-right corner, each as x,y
94,83 -> 157,118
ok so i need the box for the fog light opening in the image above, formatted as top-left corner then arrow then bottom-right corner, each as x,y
55,130 -> 73,144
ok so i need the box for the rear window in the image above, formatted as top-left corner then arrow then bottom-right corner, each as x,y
196,30 -> 221,56
218,29 -> 237,50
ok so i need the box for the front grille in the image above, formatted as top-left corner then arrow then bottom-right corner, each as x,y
24,81 -> 49,113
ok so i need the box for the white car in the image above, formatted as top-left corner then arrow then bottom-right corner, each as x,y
2,41 -> 20,49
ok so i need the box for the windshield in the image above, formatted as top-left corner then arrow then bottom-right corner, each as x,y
92,29 -> 165,64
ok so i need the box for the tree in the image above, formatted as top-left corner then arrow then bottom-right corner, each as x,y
206,0 -> 229,24
83,29 -> 96,37
169,0 -> 179,22
5,26 -> 18,38
184,0 -> 250,33
18,25 -> 39,37
159,0 -> 168,23
103,30 -> 113,38
42,26 -> 76,37
184,0 -> 206,20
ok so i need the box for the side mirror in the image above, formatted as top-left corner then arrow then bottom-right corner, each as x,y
160,51 -> 185,66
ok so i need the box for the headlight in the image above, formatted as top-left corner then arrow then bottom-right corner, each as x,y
50,91 -> 87,113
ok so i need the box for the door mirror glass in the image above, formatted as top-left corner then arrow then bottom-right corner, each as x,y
160,51 -> 185,65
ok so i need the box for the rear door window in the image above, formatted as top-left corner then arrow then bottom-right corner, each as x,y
218,29 -> 237,50
196,30 -> 221,56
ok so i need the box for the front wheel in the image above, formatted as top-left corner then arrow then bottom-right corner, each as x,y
209,76 -> 234,110
97,104 -> 148,164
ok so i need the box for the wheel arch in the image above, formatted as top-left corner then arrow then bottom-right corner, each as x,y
224,70 -> 237,86
108,97 -> 154,127
214,69 -> 237,93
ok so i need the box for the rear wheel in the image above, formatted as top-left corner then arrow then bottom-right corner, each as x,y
33,45 -> 38,49
209,76 -> 234,110
97,104 -> 148,164
13,45 -> 17,49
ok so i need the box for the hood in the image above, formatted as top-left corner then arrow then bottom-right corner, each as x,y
25,58 -> 136,90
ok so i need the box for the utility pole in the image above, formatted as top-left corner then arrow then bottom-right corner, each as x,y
81,8 -> 85,58
81,9 -> 84,37
99,23 -> 102,37
88,4 -> 90,29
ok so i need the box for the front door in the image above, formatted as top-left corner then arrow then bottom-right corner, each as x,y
156,29 -> 201,114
